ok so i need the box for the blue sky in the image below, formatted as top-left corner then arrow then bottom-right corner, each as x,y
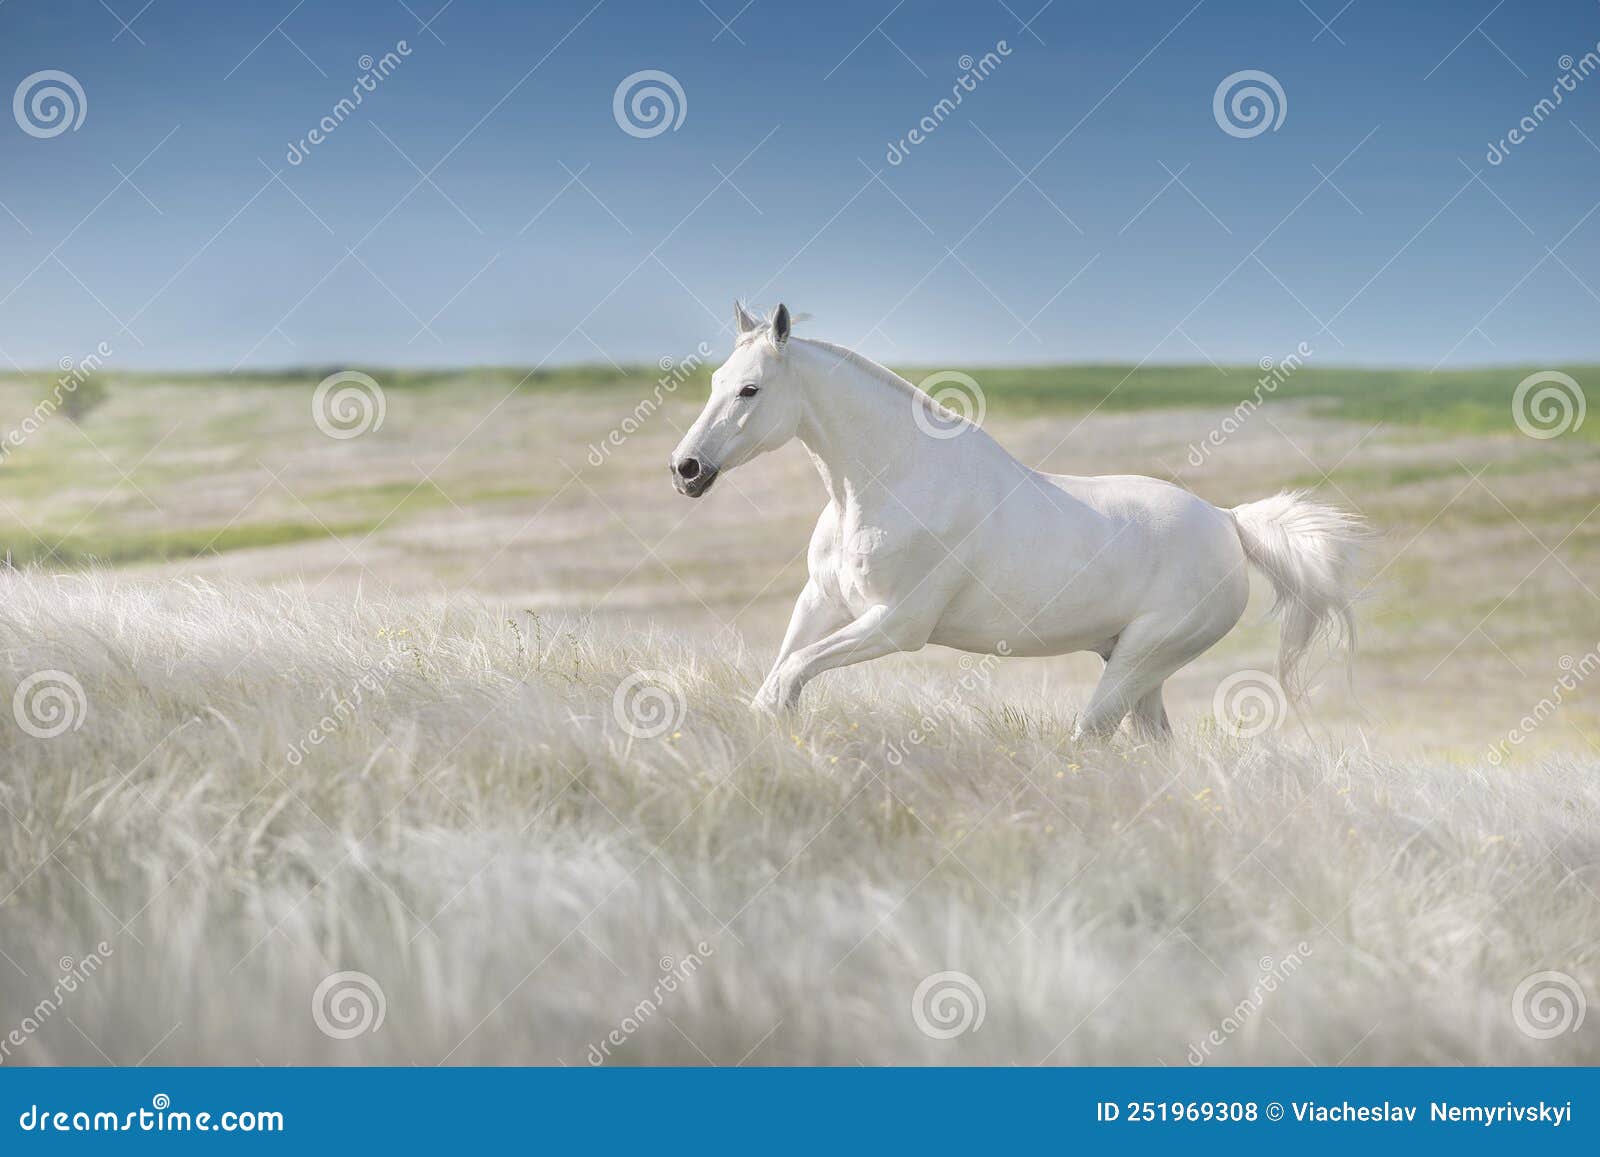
0,0 -> 1596,370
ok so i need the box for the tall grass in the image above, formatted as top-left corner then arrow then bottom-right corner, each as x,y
1,571 -> 1594,1065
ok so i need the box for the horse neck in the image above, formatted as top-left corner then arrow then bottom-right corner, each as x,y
790,340 -> 935,508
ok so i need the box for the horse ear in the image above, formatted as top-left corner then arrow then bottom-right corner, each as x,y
771,303 -> 791,348
734,301 -> 759,335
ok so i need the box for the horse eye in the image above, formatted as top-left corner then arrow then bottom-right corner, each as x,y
738,384 -> 759,398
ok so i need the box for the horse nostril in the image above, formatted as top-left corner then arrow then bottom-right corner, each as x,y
677,457 -> 701,480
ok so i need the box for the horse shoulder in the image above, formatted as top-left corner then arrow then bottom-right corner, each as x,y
805,503 -> 842,567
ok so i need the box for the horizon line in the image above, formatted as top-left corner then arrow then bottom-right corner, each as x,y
7,357 -> 1596,379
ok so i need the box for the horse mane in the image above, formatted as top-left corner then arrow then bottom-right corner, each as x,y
799,338 -> 923,401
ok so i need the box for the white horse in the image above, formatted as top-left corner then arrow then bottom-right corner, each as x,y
670,303 -> 1369,738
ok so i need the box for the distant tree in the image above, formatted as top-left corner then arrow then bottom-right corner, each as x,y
57,374 -> 108,422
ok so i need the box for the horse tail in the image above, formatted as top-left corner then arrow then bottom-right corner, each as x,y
1229,490 -> 1373,700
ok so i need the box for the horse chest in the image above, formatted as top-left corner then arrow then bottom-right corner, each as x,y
825,523 -> 901,609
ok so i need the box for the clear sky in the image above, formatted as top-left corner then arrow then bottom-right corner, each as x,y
0,0 -> 1596,370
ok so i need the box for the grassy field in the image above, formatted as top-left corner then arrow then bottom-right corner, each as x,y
0,361 -> 1596,1064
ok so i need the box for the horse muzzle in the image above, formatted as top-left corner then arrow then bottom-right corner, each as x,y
670,457 -> 719,498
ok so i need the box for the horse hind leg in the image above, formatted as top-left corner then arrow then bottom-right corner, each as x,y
1076,628 -> 1187,740
1130,685 -> 1171,741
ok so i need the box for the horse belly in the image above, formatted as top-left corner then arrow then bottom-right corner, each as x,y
928,548 -> 1133,657
929,617 -> 1115,657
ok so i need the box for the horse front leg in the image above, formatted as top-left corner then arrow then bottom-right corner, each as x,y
752,581 -> 847,711
764,599 -> 939,711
